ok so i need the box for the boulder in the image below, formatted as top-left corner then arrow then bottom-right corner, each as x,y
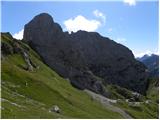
50,105 -> 60,113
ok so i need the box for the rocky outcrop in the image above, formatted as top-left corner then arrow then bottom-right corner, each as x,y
137,54 -> 159,78
1,33 -> 14,56
22,50 -> 36,71
1,32 -> 37,71
23,13 -> 148,94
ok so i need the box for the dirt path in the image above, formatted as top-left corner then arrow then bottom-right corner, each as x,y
84,89 -> 132,119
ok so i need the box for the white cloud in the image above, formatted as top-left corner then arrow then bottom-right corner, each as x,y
64,15 -> 101,33
13,29 -> 24,40
123,0 -> 136,6
133,50 -> 159,58
93,9 -> 106,23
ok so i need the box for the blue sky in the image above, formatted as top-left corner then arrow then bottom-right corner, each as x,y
1,0 -> 158,57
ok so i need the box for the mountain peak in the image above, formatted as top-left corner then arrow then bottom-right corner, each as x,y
23,13 -> 62,43
23,13 -> 148,94
33,13 -> 54,22
137,54 -> 159,78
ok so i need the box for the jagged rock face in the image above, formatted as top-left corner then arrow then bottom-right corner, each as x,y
137,54 -> 159,78
23,13 -> 148,94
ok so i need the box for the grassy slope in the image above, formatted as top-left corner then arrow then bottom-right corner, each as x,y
1,33 -> 123,118
1,33 -> 159,119
106,82 -> 158,118
146,78 -> 159,103
115,100 -> 158,119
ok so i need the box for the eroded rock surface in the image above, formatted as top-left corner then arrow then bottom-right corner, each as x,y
23,13 -> 148,94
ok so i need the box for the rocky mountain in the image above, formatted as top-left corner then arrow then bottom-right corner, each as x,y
137,54 -> 159,78
1,32 -> 124,118
1,32 -> 158,119
23,13 -> 148,95
137,54 -> 150,61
